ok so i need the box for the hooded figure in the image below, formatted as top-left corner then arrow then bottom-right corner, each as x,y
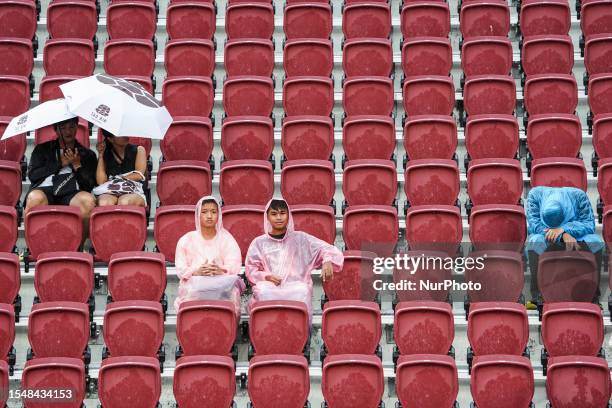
245,197 -> 344,321
174,195 -> 244,315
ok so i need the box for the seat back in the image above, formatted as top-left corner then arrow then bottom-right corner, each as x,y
43,39 -> 95,76
542,302 -> 604,357
322,354 -> 384,408
104,39 -> 155,77
394,301 -> 454,355
0,0 -> 37,39
0,75 -> 30,116
530,157 -> 587,190
35,252 -> 93,303
0,253 -> 19,304
284,39 -> 333,77
108,252 -> 166,302
0,206 -> 16,253
165,39 -> 215,77
223,76 -> 275,117
343,38 -> 393,77
588,73 -> 612,115
343,205 -> 399,257
527,114 -> 581,159
0,304 -> 14,362
393,250 -> 453,302
403,76 -> 455,116
25,206 -> 83,259
547,356 -> 612,407
282,115 -> 334,160
221,116 -> 274,160
522,35 -> 574,75
465,250 -> 524,302
161,117 -> 213,161
280,159 -> 336,205
0,160 -> 21,206
224,39 -> 274,77
400,2 -> 450,38
174,355 -> 236,408
291,204 -> 336,244
219,160 -> 274,205
250,300 -> 310,355
22,357 -> 85,408
585,34 -> 612,75
524,74 -> 577,115
343,77 -> 394,116
248,355 -> 310,408
598,158 -> 612,205
107,1 -> 156,40
98,356 -> 161,408
468,302 -> 529,356
471,355 -> 534,408
460,0 -> 510,37
226,3 -> 274,39
284,3 -> 332,39
153,205 -> 195,263
322,300 -> 381,355
465,114 -> 519,159
0,38 -> 33,76
467,158 -> 522,205
581,0 -> 612,37
90,206 -> 147,263
176,300 -> 237,356
157,160 -> 212,205
283,76 -> 334,116
403,37 -> 453,76
343,3 -> 391,39
404,115 -> 456,160
593,113 -> 612,159
461,37 -> 512,76
539,251 -> 599,302
167,3 -> 216,39
463,75 -> 516,116
343,159 -> 397,206
322,250 -> 378,302
469,204 -> 527,251
405,205 -> 462,254
396,354 -> 458,408
162,76 -> 214,117
0,359 -> 6,407
520,0 -> 570,36
343,115 -> 395,160
0,118 -> 26,162
405,159 -> 460,206
222,205 -> 266,262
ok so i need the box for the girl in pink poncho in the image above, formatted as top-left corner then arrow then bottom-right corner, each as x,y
174,195 -> 245,315
245,198 -> 344,321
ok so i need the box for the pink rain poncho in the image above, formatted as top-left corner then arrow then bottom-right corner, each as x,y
174,195 -> 245,315
245,198 -> 344,320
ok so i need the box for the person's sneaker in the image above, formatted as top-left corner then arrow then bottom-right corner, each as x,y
525,301 -> 538,310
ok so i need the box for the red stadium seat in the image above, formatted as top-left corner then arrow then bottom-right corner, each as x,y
394,301 -> 454,354
0,118 -> 26,162
174,355 -> 236,408
471,355 -> 534,408
530,157 -> 587,190
547,356 -> 612,407
250,300 -> 309,355
527,113 -> 581,159
522,35 -> 574,76
98,356 -> 161,408
35,117 -> 90,147
524,74 -> 578,115
221,116 -> 274,160
594,113 -> 612,158
22,357 -> 85,408
405,159 -> 459,206
343,77 -> 394,116
460,0 -> 510,38
223,76 -> 274,117
400,2 -> 450,38
469,204 -> 526,251
343,2 -> 391,39
161,117 -> 213,161
162,76 -> 214,117
322,354 -> 384,408
0,253 -> 19,305
343,38 -> 392,77
520,0 -> 570,36
224,39 -> 274,77
176,300 -> 237,355
39,75 -> 81,102
0,359 -> 7,407
322,250 -> 378,302
28,301 -> 89,358
322,300 -> 381,355
589,73 -> 612,116
0,0 -> 36,39
343,115 -> 395,160
25,206 -> 83,259
405,205 -> 462,254
165,39 -> 214,77
468,302 -> 528,356
35,252 -> 93,303
219,160 -> 274,205
585,34 -> 612,75
542,302 -> 603,357
538,252 -> 599,302
343,205 -> 399,256
404,115 -> 456,160
283,76 -> 334,116
604,205 -> 612,250
107,1 -> 156,40
282,115 -> 334,160
465,114 -> 519,159
90,206 -> 147,263
0,160 -> 20,207
167,2 -> 216,39
396,354 -> 458,408
108,252 -> 166,302
284,39 -> 333,77
104,39 -> 155,77
402,37 -> 452,77
343,159 -> 397,206
467,158 -> 523,205
393,250 -> 453,302
0,38 -> 32,76
466,250 -> 524,302
222,205 -> 265,262
153,205 -> 195,263
581,0 -> 612,37
281,159 -> 335,205
0,75 -> 30,116
0,207 -> 17,253
598,158 -> 612,205
157,160 -> 212,205
104,300 -> 164,357
43,39 -> 95,76
0,304 -> 14,363
248,355 -> 310,408
292,204 -> 336,244
284,3 -> 332,39
461,36 -> 513,76
463,75 -> 516,116
403,75 -> 455,116
226,3 -> 274,39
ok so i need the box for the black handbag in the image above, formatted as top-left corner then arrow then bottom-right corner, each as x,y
52,146 -> 79,198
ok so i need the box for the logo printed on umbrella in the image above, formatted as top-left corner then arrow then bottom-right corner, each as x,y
17,115 -> 28,125
96,104 -> 110,117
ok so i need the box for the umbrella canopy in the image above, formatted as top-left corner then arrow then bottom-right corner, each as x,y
60,74 -> 172,139
1,98 -> 76,140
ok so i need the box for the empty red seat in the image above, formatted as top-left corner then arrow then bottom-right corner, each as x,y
35,252 -> 93,303
585,35 -> 612,76
153,205 -> 195,263
547,356 -> 612,407
322,300 -> 381,355
598,158 -> 612,204
282,115 -> 334,160
222,205 -> 265,262
401,2 -> 450,38
167,2 -> 216,39
25,206 -> 83,259
538,252 -> 599,302
0,75 -> 30,116
0,118 -> 26,162
28,301 -> 89,358
404,115 -> 456,160
524,74 -> 578,115
165,39 -> 214,77
468,302 -> 528,357
0,0 -> 36,39
90,206 -> 147,263
221,116 -> 274,160
469,204 -> 526,251
471,355 -> 534,408
461,36 -> 512,76
394,301 -> 454,355
107,1 -> 156,40
604,205 -> 612,251
104,39 -> 155,77
542,302 -> 603,357
0,207 -> 17,253
343,77 -> 394,116
393,250 -> 453,302
343,2 -> 391,39
281,159 -> 335,205
160,117 -> 213,161
322,250 -> 378,302
396,354 -> 458,408
104,300 -> 164,357
219,160 -> 274,205
522,35 -> 574,76
292,204 -> 336,244
0,253 -> 19,305
322,354 -> 384,408
39,75 -> 81,102
163,76 -> 214,117
463,75 -> 516,116
581,0 -> 612,37
0,304 -> 14,363
22,357 -> 86,408
343,205 -> 399,256
403,75 -> 455,116
530,157 -> 587,190
465,114 -> 519,159
589,73 -> 612,116
226,3 -> 274,39
176,300 -> 237,355
405,205 -> 462,254
0,359 -> 7,407
98,356 -> 161,408
343,115 -> 395,160
343,38 -> 392,77
0,38 -> 32,76
283,76 -> 334,116
520,0 -> 570,36
284,39 -> 333,77
466,250 -> 524,302
0,160 -> 20,207
460,0 -> 510,37
157,160 -> 212,205
108,252 -> 166,302
343,159 -> 397,206
467,158 -> 523,205
174,355 -> 236,408
224,39 -> 273,77
43,39 -> 95,76
284,3 -> 332,39
405,159 -> 459,206
224,76 -> 274,116
250,300 -> 309,355
402,37 -> 452,77
594,113 -> 612,158
248,355 -> 310,408
527,113 -> 582,159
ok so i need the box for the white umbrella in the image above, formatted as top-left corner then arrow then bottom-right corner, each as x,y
60,74 -> 172,139
1,98 -> 76,140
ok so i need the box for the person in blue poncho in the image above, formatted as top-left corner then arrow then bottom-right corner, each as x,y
526,186 -> 604,307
